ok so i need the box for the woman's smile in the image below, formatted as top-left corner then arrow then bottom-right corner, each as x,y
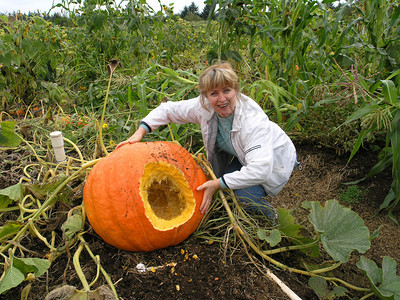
206,86 -> 237,118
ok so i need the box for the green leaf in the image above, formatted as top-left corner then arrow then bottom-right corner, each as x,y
278,207 -> 303,237
335,17 -> 363,50
0,121 -> 22,147
12,258 -> 36,275
391,110 -> 400,176
278,207 -> 320,257
370,226 -> 381,241
61,212 -> 83,241
330,286 -> 348,298
342,104 -> 380,126
257,229 -> 281,247
224,49 -> 242,62
305,200 -> 370,263
13,257 -> 51,277
127,86 -> 133,107
137,81 -> 148,119
21,39 -> 37,59
0,183 -> 23,208
367,149 -> 393,179
379,187 -> 396,212
308,275 -> 348,298
381,80 -> 397,105
380,257 -> 400,297
206,51 -> 218,64
277,207 -> 320,257
0,52 -> 12,68
0,222 -> 23,242
308,277 -> 328,297
347,127 -> 374,164
25,175 -> 73,204
0,264 -> 25,294
0,255 -> 50,294
357,256 -> 400,299
389,5 -> 400,29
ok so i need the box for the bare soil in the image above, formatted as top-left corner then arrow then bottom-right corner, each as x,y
0,143 -> 398,300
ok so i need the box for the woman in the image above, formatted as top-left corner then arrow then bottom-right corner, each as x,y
117,62 -> 297,220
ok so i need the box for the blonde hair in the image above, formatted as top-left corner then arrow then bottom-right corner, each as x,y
198,62 -> 240,108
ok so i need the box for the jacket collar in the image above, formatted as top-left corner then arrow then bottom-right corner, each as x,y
232,93 -> 243,131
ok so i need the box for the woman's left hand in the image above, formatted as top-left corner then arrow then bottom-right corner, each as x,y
197,179 -> 221,214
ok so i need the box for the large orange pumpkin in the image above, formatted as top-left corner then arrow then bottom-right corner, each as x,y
83,141 -> 208,252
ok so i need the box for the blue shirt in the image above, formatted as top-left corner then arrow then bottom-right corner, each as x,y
216,114 -> 235,156
216,113 -> 235,189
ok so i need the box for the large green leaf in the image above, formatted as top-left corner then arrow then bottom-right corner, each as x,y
0,121 -> 22,147
0,255 -> 51,294
357,256 -> 400,300
304,200 -> 370,263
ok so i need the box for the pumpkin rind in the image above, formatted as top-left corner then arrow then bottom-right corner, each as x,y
83,141 -> 208,252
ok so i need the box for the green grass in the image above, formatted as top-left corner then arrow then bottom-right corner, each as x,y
338,185 -> 367,204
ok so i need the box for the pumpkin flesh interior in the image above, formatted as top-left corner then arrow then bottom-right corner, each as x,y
140,161 -> 196,231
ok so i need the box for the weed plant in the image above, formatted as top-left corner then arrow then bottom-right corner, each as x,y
338,185 -> 368,204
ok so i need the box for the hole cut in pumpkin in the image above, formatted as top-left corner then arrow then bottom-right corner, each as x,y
140,161 -> 196,231
147,178 -> 186,220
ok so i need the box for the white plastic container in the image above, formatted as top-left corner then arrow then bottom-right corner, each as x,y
50,131 -> 66,162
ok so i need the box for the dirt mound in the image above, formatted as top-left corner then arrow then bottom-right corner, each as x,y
0,143 -> 398,299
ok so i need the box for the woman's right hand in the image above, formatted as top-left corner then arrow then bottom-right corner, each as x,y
116,127 -> 146,149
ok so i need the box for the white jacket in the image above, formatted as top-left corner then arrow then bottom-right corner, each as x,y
142,94 -> 297,197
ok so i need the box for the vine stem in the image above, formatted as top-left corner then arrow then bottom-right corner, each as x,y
78,235 -> 119,299
359,292 -> 376,300
73,243 -> 90,292
88,255 -> 101,289
197,156 -> 372,294
263,238 -> 320,255
0,159 -> 100,255
98,64 -> 117,157
18,135 -> 48,166
28,219 -> 56,251
63,137 -> 85,164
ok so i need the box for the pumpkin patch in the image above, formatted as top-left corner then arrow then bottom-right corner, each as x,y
83,141 -> 208,252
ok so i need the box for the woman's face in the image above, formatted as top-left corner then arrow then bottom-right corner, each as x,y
206,86 -> 237,118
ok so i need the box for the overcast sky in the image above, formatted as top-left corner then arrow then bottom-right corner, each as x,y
0,0 -> 205,15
